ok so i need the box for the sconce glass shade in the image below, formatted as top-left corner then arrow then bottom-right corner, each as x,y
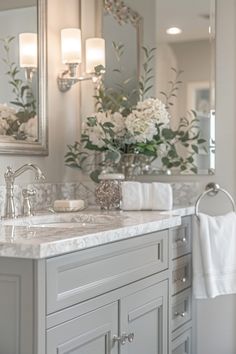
86,38 -> 105,73
19,33 -> 37,68
61,28 -> 82,64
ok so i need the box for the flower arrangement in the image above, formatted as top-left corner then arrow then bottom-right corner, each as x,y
0,36 -> 37,141
65,46 -> 206,181
82,97 -> 169,154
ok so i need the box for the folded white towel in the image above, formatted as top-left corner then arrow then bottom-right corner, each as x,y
121,182 -> 142,210
193,212 -> 236,299
141,183 -> 153,210
152,182 -> 173,210
121,182 -> 173,211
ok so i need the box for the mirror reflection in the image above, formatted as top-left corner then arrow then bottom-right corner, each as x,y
99,0 -> 215,174
0,0 -> 47,155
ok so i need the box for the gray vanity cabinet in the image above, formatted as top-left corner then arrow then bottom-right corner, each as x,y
47,302 -> 118,354
0,217 -> 195,354
47,280 -> 168,354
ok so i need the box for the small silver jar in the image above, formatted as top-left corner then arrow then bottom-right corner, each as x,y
95,173 -> 125,210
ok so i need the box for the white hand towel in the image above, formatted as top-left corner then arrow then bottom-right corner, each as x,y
121,182 -> 142,210
152,183 -> 173,210
193,212 -> 236,299
141,183 -> 153,210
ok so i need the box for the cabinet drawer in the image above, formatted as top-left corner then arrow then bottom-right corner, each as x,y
172,255 -> 192,295
46,230 -> 168,314
171,217 -> 191,259
172,328 -> 192,354
172,289 -> 192,332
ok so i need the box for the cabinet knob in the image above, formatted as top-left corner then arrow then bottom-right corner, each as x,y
113,333 -> 135,345
127,332 -> 135,343
113,334 -> 127,345
174,311 -> 186,318
178,236 -> 187,243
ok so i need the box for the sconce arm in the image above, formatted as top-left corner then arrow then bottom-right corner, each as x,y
57,75 -> 94,92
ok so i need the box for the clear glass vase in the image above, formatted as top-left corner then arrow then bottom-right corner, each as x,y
118,153 -> 154,179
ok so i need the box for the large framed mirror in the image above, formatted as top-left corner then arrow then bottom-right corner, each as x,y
80,0 -> 215,177
0,0 -> 47,155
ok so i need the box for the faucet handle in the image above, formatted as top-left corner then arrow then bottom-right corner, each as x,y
22,188 -> 36,217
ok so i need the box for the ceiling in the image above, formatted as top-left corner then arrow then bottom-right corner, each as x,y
156,0 -> 213,42
0,0 -> 36,11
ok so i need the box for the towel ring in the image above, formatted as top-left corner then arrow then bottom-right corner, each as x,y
195,182 -> 236,218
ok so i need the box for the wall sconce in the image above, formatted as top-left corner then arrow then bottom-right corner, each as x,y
19,33 -> 37,81
57,28 -> 105,93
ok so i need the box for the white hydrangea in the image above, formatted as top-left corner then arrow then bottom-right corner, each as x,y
0,103 -> 17,135
19,116 -> 38,141
83,111 -> 125,148
0,103 -> 17,120
0,117 -> 9,135
125,112 -> 157,143
136,98 -> 170,126
125,98 -> 169,143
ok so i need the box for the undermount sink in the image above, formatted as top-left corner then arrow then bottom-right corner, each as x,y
1,212 -> 120,229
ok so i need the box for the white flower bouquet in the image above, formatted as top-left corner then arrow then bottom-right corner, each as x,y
82,97 -> 169,157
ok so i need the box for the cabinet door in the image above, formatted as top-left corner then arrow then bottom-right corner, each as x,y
119,280 -> 168,354
47,302 -> 118,354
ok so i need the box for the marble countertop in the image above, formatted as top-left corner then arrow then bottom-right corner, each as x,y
0,206 -> 194,259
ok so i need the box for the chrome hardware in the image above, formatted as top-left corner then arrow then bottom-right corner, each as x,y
195,182 -> 236,219
175,276 -> 187,284
22,188 -> 36,217
113,334 -> 127,345
113,333 -> 135,345
174,311 -> 186,318
177,236 -> 187,243
4,164 -> 45,219
127,333 -> 134,343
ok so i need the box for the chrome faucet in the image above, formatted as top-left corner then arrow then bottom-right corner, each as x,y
4,164 -> 45,219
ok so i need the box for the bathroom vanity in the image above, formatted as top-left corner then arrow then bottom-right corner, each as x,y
0,208 -> 194,354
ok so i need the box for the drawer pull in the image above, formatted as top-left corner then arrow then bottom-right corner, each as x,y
177,236 -> 187,243
175,276 -> 187,284
113,333 -> 135,345
174,311 -> 186,318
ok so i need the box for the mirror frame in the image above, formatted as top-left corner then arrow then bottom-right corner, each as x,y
0,0 -> 48,156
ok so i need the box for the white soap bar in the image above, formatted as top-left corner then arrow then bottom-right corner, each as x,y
53,199 -> 85,212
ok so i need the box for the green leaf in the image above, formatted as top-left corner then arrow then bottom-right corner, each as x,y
197,138 -> 206,144
10,101 -> 24,108
90,169 -> 102,183
103,122 -> 114,128
187,156 -> 194,163
162,128 -> 175,140
192,145 -> 199,154
190,167 -> 198,174
162,157 -> 170,167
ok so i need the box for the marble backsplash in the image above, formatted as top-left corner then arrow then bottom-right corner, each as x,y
0,180 -> 201,217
